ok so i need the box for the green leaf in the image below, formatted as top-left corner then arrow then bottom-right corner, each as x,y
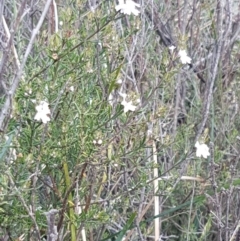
115,212 -> 137,241
143,195 -> 205,225
0,131 -> 15,161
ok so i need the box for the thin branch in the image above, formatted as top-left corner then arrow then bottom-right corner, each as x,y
230,220 -> 240,241
0,0 -> 27,76
195,0 -> 225,142
44,209 -> 59,241
53,0 -> 59,33
7,171 -> 41,240
2,16 -> 20,69
0,0 -> 53,131
153,141 -> 160,241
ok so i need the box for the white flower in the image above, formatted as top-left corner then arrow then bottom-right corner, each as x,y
147,129 -> 152,136
119,92 -> 138,113
69,86 -> 74,92
195,141 -> 210,159
178,49 -> 192,64
108,92 -> 114,106
121,99 -> 137,113
115,0 -> 140,16
117,79 -> 122,85
34,101 -> 51,124
119,92 -> 127,100
169,45 -> 176,53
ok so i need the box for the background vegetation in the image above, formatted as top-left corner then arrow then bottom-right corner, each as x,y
0,0 -> 240,240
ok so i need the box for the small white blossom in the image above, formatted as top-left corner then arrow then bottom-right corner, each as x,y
121,99 -> 137,113
69,86 -> 74,92
169,45 -> 176,53
117,79 -> 123,85
178,49 -> 192,64
98,139 -> 103,145
119,92 -> 127,100
115,0 -> 140,16
195,141 -> 210,159
24,88 -> 32,96
108,92 -> 114,106
147,129 -> 152,136
119,92 -> 138,113
34,101 -> 51,124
